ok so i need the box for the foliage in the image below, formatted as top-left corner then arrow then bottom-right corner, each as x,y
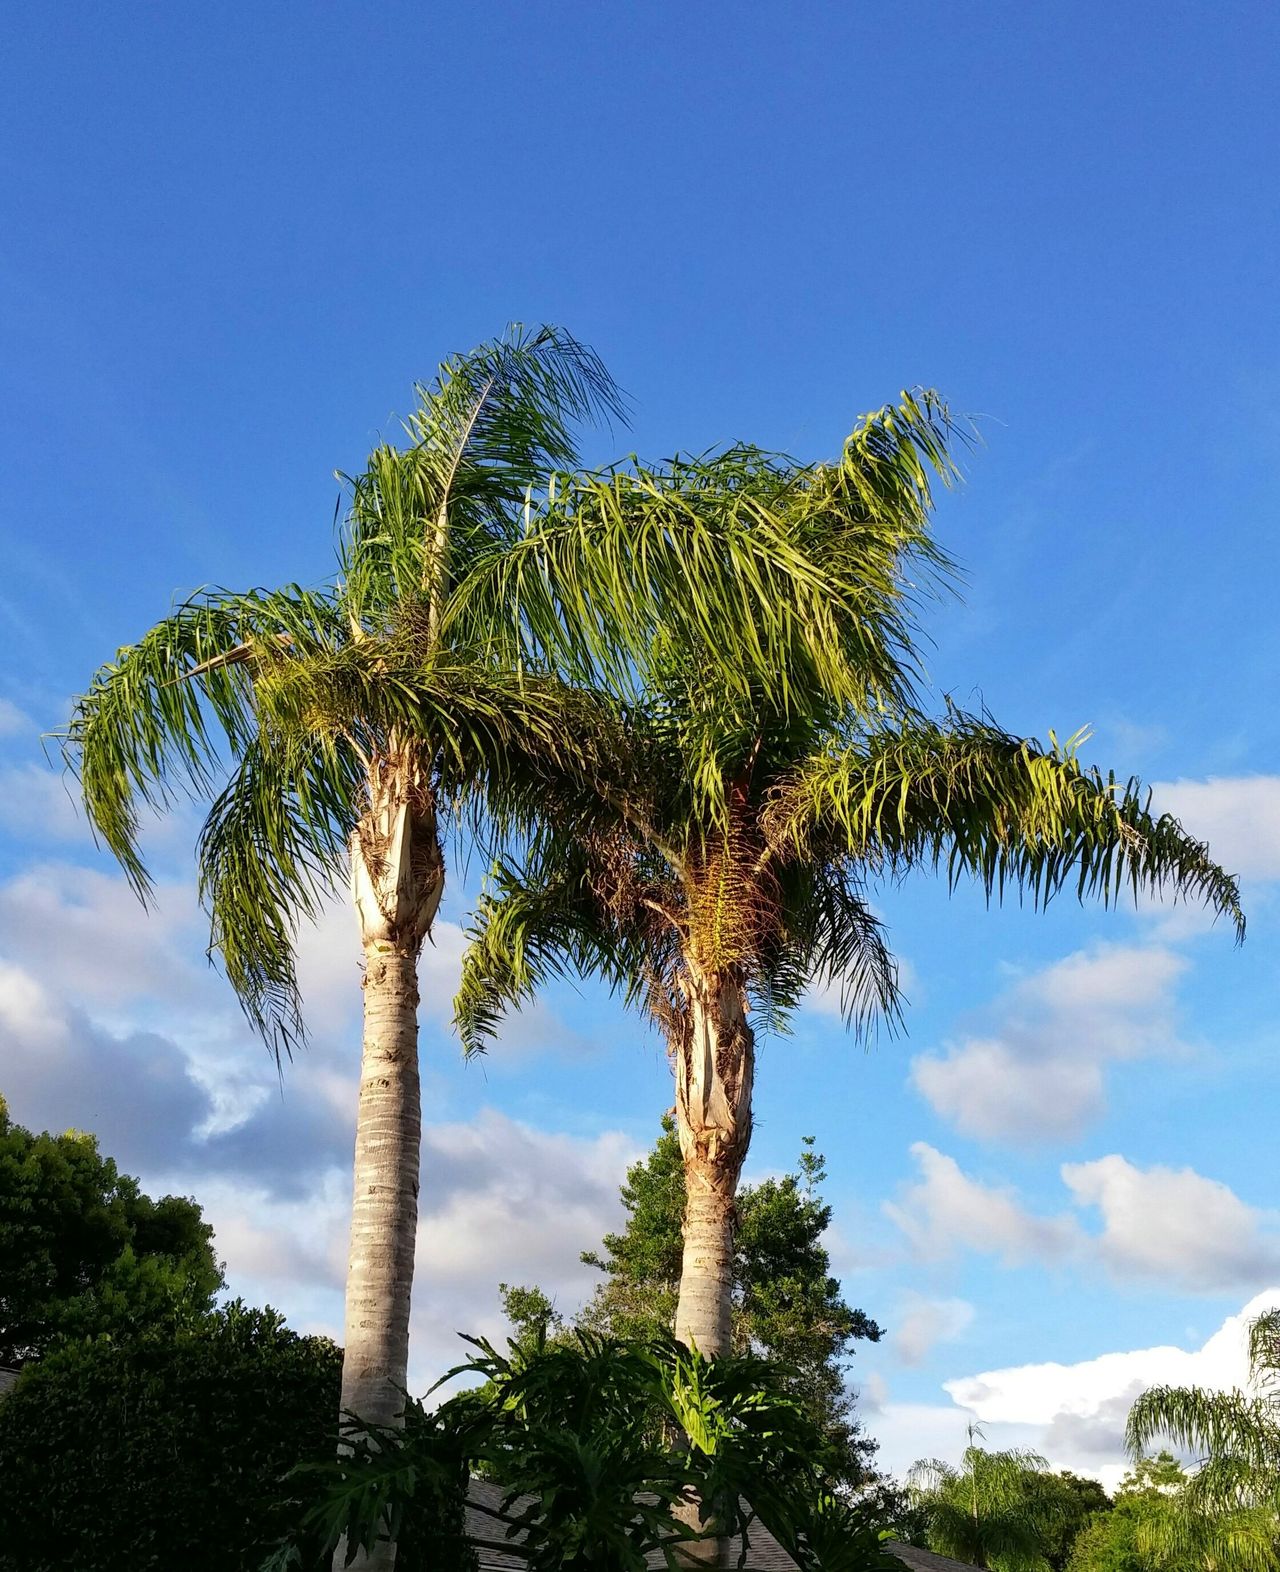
909,1433 -> 1074,1572
0,1301 -> 341,1572
0,1093 -> 221,1365
275,1330 -> 896,1572
64,326 -> 628,1060
1065,1452 -> 1277,1572
1037,1472 -> 1112,1570
1125,1310 -> 1280,1570
508,1117 -> 882,1487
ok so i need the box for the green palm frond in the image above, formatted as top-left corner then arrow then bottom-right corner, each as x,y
341,325 -> 625,628
1127,1384 -> 1280,1481
199,733 -> 362,1054
446,391 -> 965,718
65,585 -> 344,893
766,711 -> 1245,938
757,863 -> 901,1037
454,852 -> 656,1057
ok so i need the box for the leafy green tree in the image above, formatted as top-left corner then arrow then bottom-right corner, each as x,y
533,1117 -> 881,1486
0,1301 -> 341,1572
1066,1452 -> 1276,1572
909,1432 -> 1072,1572
64,327 -> 635,1572
454,400 -> 1246,1383
66,337 -> 927,1572
1037,1473 -> 1112,1570
0,1093 -> 221,1366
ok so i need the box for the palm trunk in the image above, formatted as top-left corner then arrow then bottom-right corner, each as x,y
671,963 -> 755,1566
336,765 -> 442,1572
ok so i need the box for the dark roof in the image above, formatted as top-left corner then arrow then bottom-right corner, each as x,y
884,1542 -> 985,1572
0,1367 -> 18,1397
465,1477 -> 799,1571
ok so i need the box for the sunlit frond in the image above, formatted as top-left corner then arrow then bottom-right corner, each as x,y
199,734 -> 362,1057
446,392 -> 966,720
65,586 -> 343,893
766,710 -> 1246,938
341,325 -> 625,629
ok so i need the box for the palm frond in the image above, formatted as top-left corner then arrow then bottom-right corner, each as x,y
453,851 -> 655,1056
341,325 -> 625,628
1127,1384 -> 1280,1479
64,586 -> 343,894
757,863 -> 901,1038
199,733 -> 362,1056
445,392 -> 967,721
766,711 -> 1245,938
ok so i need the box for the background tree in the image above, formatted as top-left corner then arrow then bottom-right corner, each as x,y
515,1116 -> 883,1488
1123,1312 -> 1280,1572
0,1093 -> 221,1366
1064,1452 -> 1276,1572
909,1432 -> 1072,1572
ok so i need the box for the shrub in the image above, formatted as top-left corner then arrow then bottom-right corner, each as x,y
0,1301 -> 340,1572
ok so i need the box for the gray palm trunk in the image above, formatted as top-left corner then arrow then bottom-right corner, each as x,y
671,965 -> 755,1565
338,752 -> 443,1572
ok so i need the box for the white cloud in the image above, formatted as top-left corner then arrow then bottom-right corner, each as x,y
0,698 -> 34,739
884,1143 -> 1081,1266
886,1144 -> 1280,1298
942,1290 -> 1280,1490
1152,776 -> 1280,882
892,1295 -> 976,1366
910,944 -> 1189,1142
1063,1155 -> 1280,1292
0,762 -> 87,840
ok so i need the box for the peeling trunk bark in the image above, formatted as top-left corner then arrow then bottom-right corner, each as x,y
671,964 -> 755,1566
336,768 -> 442,1572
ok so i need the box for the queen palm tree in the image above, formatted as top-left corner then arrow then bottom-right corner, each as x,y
908,1430 -> 1063,1572
1125,1309 -> 1280,1569
452,412 -> 1246,1370
64,327 -> 633,1571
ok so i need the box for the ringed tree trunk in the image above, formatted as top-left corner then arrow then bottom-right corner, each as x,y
337,751 -> 443,1572
670,960 -> 756,1566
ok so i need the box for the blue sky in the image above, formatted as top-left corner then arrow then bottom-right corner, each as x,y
2,2 -> 1279,1484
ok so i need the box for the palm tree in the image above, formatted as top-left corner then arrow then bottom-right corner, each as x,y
452,409 -> 1246,1371
65,327 -> 628,1571
1125,1309 -> 1280,1569
908,1431 -> 1064,1572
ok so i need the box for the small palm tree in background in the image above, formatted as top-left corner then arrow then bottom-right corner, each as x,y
1125,1309 -> 1280,1572
909,1430 -> 1065,1572
454,402 -> 1245,1369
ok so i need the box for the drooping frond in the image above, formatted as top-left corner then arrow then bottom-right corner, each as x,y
64,586 -> 344,893
756,862 -> 901,1038
1127,1384 -> 1280,1480
765,711 -> 1246,938
340,325 -> 625,628
453,849 -> 665,1056
199,733 -> 363,1056
445,392 -> 966,722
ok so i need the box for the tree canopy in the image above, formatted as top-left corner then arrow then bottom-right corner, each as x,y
500,1117 -> 882,1488
0,1093 -> 222,1367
